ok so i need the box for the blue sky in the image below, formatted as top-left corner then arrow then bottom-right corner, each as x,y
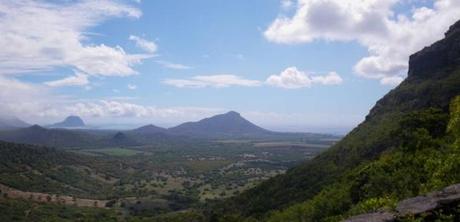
1,0 -> 460,133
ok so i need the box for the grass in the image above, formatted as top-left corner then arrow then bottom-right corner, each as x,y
183,160 -> 232,174
80,148 -> 145,157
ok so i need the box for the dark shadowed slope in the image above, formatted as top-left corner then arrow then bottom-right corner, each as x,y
212,20 -> 460,220
0,125 -> 101,148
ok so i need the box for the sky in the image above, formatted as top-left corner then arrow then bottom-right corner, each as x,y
1,0 -> 460,133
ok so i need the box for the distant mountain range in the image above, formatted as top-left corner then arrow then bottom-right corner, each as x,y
0,111 -> 337,148
0,125 -> 102,148
0,116 -> 30,129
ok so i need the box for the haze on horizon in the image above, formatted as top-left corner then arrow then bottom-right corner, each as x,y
1,0 -> 460,134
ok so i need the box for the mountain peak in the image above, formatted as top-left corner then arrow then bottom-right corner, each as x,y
49,115 -> 85,128
28,124 -> 45,130
223,111 -> 241,117
133,124 -> 166,134
446,20 -> 460,37
169,111 -> 269,138
408,19 -> 460,78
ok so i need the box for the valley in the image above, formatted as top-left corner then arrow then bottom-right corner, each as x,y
0,113 -> 339,219
2,1 -> 460,221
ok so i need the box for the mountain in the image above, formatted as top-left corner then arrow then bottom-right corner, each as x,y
0,116 -> 30,129
168,111 -> 270,138
48,115 -> 85,128
109,131 -> 140,146
0,125 -> 101,148
132,124 -> 167,134
210,20 -> 460,221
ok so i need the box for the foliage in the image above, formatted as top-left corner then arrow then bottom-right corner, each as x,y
212,94 -> 460,222
0,198 -> 119,222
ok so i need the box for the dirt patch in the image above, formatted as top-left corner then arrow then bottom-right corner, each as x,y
0,183 -> 109,208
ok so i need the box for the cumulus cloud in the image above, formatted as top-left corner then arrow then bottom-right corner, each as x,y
266,67 -> 342,89
129,35 -> 158,53
0,76 -> 59,118
45,71 -> 89,87
156,60 -> 193,70
163,75 -> 262,88
264,0 -> 460,85
0,0 -> 148,77
63,101 -> 221,119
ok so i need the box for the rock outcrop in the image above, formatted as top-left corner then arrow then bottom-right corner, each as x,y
343,183 -> 460,222
408,20 -> 460,79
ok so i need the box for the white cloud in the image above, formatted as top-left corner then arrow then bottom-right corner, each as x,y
0,0 -> 148,77
281,0 -> 294,10
0,76 -> 60,118
45,71 -> 89,87
266,67 -> 342,89
163,75 -> 262,88
380,76 -> 404,86
63,100 -> 221,119
127,84 -> 137,90
264,0 -> 460,85
311,72 -> 343,85
156,60 -> 193,70
129,35 -> 158,53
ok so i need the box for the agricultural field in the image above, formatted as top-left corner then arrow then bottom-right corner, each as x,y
0,137 -> 339,217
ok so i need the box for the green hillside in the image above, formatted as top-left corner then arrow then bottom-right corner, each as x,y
206,20 -> 460,221
0,141 -> 114,199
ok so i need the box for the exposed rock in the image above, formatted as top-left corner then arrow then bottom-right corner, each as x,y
343,212 -> 395,222
396,196 -> 438,216
408,20 -> 460,79
397,183 -> 460,216
344,183 -> 460,221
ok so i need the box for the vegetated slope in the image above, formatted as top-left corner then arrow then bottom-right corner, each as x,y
0,125 -> 104,148
209,20 -> 460,221
0,140 -> 113,199
169,111 -> 271,138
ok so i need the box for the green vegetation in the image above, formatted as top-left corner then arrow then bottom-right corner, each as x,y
0,135 -> 333,220
2,20 -> 460,222
263,106 -> 460,221
0,198 -> 119,222
206,24 -> 460,221
79,148 -> 146,157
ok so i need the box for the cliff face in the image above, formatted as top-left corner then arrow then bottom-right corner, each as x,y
216,20 -> 460,219
408,20 -> 460,79
367,20 -> 460,119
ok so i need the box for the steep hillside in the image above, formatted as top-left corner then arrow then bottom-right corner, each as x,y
0,141 -> 113,199
209,20 -> 460,221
